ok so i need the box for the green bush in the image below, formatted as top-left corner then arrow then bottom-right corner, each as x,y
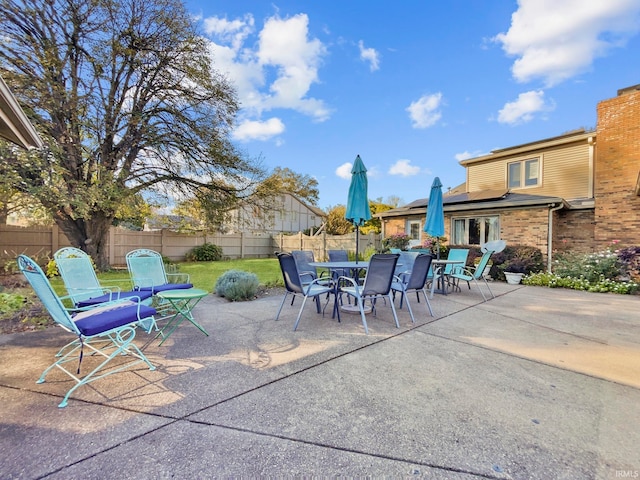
524,272 -> 639,294
0,292 -> 25,315
491,245 -> 545,281
215,269 -> 259,301
186,243 -> 223,262
382,234 -> 410,251
553,249 -> 623,283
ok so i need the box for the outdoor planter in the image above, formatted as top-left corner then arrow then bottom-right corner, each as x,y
505,272 -> 525,284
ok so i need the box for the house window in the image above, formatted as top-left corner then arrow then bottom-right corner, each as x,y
508,158 -> 539,188
452,216 -> 499,245
408,220 -> 421,240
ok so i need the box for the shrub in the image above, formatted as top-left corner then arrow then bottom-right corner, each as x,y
0,292 -> 26,315
186,243 -> 223,262
382,233 -> 410,251
553,249 -> 622,283
491,245 -> 545,281
524,272 -> 639,294
215,269 -> 259,301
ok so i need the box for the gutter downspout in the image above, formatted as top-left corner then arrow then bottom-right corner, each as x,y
547,202 -> 564,272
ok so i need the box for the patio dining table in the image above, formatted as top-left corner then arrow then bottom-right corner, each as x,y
430,259 -> 466,297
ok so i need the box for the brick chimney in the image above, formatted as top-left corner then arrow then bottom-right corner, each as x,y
594,85 -> 640,248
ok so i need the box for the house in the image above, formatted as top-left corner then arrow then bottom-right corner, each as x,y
377,84 -> 640,267
226,192 -> 326,234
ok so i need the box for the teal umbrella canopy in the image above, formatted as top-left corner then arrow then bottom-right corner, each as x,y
345,155 -> 371,261
345,155 -> 372,226
424,176 -> 445,257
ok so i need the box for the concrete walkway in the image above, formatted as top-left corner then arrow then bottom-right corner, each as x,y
1,282 -> 639,479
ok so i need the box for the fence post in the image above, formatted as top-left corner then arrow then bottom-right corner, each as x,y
240,231 -> 244,258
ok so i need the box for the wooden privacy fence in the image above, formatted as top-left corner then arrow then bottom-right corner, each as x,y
276,231 -> 381,261
0,225 -> 381,267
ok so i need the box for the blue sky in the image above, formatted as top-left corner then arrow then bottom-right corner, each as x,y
185,0 -> 640,210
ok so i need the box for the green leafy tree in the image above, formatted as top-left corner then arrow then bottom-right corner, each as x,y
325,205 -> 352,235
0,0 -> 265,269
257,167 -> 320,206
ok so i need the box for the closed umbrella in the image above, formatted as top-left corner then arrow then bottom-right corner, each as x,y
345,155 -> 371,263
424,176 -> 445,259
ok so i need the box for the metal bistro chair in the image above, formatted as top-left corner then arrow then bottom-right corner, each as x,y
126,249 -> 193,293
275,252 -> 339,331
54,247 -> 153,315
291,250 -> 331,285
391,253 -> 435,322
18,255 -> 156,408
449,249 -> 496,301
338,253 -> 400,334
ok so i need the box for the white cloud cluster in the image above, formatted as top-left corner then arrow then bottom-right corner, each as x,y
406,93 -> 443,129
232,118 -> 285,141
494,0 -> 640,87
388,159 -> 421,176
204,13 -> 330,142
358,40 -> 380,72
497,90 -> 554,125
336,162 -> 353,180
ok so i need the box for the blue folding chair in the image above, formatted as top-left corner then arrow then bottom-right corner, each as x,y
54,247 -> 153,311
18,255 -> 156,408
449,249 -> 495,301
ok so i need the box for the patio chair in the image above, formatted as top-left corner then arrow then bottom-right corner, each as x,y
291,250 -> 330,285
275,252 -> 338,331
338,253 -> 400,334
125,249 -> 193,293
442,248 -> 470,291
449,249 -> 495,301
391,253 -> 434,322
395,251 -> 420,280
17,254 -> 156,408
328,249 -> 353,279
54,247 -> 153,311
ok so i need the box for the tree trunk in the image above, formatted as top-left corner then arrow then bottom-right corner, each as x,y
55,214 -> 113,270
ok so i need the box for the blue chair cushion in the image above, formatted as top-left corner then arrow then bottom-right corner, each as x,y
73,302 -> 157,336
137,283 -> 193,293
77,290 -> 154,308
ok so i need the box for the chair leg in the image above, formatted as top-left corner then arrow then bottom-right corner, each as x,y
419,288 -> 434,316
38,326 -> 155,408
275,292 -> 292,320
387,293 -> 400,328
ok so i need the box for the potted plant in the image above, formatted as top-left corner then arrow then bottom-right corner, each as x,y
502,259 -> 528,284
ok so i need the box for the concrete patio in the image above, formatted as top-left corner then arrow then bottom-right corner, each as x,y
1,282 -> 639,479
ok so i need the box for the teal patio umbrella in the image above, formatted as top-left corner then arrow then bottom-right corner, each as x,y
345,155 -> 372,262
424,176 -> 445,259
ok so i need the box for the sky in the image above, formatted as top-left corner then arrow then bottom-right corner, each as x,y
184,0 -> 640,211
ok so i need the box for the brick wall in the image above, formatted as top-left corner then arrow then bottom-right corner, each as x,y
553,209 -> 596,253
595,86 -> 640,249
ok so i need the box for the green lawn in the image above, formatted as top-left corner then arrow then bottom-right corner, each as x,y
48,257 -> 283,293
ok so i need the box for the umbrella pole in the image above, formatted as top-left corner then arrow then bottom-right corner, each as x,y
355,226 -> 359,263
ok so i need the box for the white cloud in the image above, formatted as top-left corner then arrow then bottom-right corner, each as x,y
232,117 -> 285,141
494,0 -> 640,86
389,159 -> 421,176
204,12 -> 330,131
336,162 -> 353,179
497,90 -> 554,125
406,93 -> 443,128
455,150 -> 488,161
358,40 -> 380,71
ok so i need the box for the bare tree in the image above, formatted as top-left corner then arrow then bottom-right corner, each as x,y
0,0 -> 265,268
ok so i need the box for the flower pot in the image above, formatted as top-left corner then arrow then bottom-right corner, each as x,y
505,272 -> 524,284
